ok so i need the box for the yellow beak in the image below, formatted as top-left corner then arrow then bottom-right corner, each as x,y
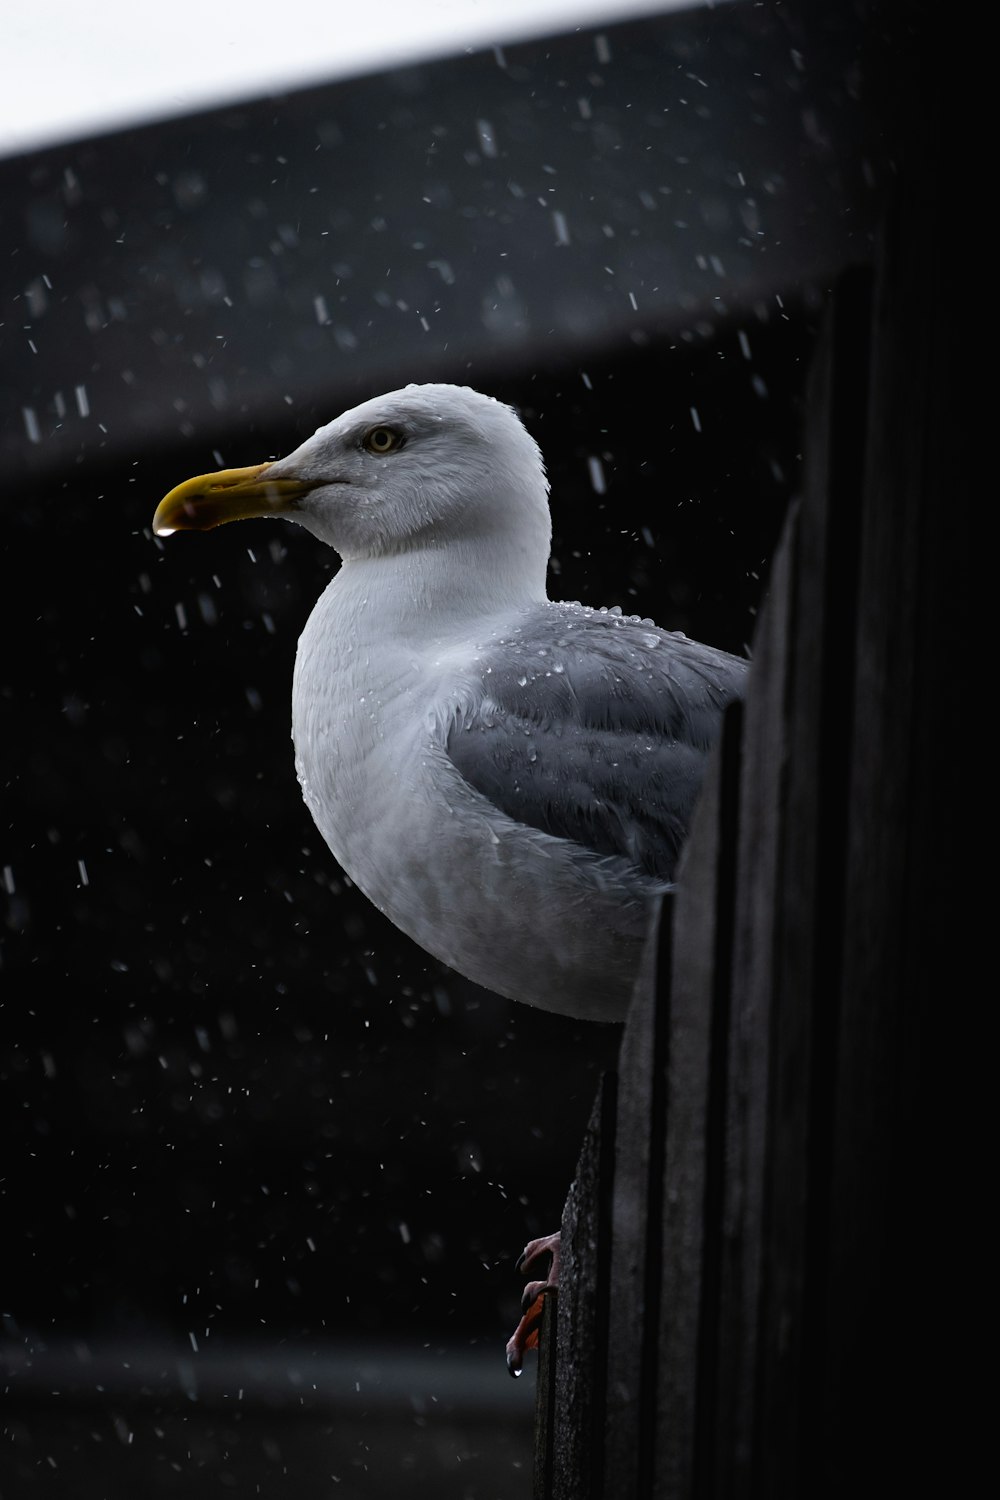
152,462 -> 314,536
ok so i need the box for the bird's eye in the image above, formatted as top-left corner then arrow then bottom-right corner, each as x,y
363,426 -> 404,454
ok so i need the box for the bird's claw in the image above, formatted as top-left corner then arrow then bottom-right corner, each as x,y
506,1232 -> 561,1376
506,1296 -> 546,1376
516,1231 -> 562,1278
521,1276 -> 556,1311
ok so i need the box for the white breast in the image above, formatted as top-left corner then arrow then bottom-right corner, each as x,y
291,569 -> 659,1021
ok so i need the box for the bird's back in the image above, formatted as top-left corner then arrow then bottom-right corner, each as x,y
444,599 -> 747,883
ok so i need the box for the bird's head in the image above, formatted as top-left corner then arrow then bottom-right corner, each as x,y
152,384 -> 551,575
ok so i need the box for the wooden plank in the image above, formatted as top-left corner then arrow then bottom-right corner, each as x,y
540,1071 -> 617,1500
825,113 -> 962,1491
690,506 -> 795,1498
533,1280 -> 558,1499
552,1072 -> 617,1497
652,693 -> 744,1497
759,269 -> 871,1499
603,905 -> 670,1497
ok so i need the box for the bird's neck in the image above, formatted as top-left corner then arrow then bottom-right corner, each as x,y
331,540 -> 548,646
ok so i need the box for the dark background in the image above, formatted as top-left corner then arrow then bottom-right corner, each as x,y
1,3 -> 900,1493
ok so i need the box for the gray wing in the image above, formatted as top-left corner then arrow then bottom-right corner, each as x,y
445,603 -> 747,883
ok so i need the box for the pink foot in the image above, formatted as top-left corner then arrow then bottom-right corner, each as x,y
505,1232 -> 561,1376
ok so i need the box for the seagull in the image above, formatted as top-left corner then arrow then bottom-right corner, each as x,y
153,383 -> 747,1024
153,382 -> 748,1374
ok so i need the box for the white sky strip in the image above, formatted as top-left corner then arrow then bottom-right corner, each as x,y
1,0 -> 712,159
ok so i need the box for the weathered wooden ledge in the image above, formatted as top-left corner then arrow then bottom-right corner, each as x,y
530,140 -> 959,1493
